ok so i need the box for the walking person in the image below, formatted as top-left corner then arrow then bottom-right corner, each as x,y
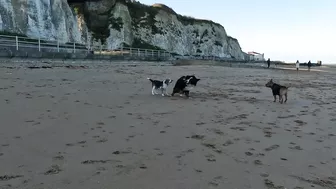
267,58 -> 270,68
296,60 -> 300,72
307,60 -> 312,71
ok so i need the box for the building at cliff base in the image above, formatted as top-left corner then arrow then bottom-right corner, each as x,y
248,51 -> 265,61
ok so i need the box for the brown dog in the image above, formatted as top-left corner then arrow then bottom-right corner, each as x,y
265,79 -> 289,104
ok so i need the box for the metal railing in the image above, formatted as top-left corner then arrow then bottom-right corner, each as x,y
0,34 -> 251,62
0,34 -> 172,58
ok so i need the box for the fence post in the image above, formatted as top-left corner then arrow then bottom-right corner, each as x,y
99,43 -> 102,54
145,49 -> 147,56
121,46 -> 123,56
130,48 -> 132,56
158,50 -> 160,57
57,40 -> 59,52
152,50 -> 154,57
73,42 -> 76,53
138,48 -> 140,56
15,36 -> 18,50
38,37 -> 41,52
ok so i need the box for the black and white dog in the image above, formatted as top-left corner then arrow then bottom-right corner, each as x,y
147,78 -> 173,96
172,75 -> 200,98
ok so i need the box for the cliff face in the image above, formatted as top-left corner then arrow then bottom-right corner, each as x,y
0,0 -> 82,43
0,0 -> 246,60
81,0 -> 245,59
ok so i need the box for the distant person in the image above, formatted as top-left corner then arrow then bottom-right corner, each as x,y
296,60 -> 300,72
267,58 -> 270,68
308,60 -> 312,71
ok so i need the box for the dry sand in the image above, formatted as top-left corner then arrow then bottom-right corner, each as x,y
0,61 -> 336,189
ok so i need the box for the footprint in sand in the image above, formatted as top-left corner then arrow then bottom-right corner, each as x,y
223,139 -> 234,146
112,150 -> 131,155
196,122 -> 206,126
208,176 -> 223,187
52,155 -> 65,161
190,134 -> 205,140
77,141 -> 86,144
264,144 -> 280,151
97,122 -> 105,126
81,159 -> 120,164
263,128 -> 274,137
264,179 -> 284,189
260,173 -> 269,178
245,151 -> 253,156
289,145 -> 303,150
205,154 -> 216,162
0,175 -> 24,181
230,126 -> 246,131
65,143 -> 74,147
96,138 -> 108,143
139,164 -> 147,169
294,120 -> 307,126
209,128 -> 225,135
195,169 -> 203,173
202,142 -> 222,154
254,160 -> 263,165
44,165 -> 62,175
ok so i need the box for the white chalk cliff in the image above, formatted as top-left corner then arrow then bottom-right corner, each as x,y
0,0 -> 82,42
0,0 -> 246,60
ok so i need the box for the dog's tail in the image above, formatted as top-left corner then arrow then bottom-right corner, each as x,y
147,78 -> 154,83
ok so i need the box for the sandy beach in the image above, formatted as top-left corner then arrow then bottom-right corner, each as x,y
0,61 -> 336,189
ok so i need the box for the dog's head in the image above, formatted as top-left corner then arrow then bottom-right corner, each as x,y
265,79 -> 274,88
163,78 -> 173,85
185,75 -> 200,86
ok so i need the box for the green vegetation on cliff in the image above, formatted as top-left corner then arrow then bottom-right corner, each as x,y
70,0 -> 226,49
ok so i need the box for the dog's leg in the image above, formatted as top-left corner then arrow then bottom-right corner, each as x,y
171,88 -> 177,96
279,95 -> 283,104
151,86 -> 155,95
161,88 -> 165,96
284,93 -> 287,103
165,88 -> 169,96
154,88 -> 159,95
184,91 -> 190,98
273,95 -> 276,102
179,91 -> 184,97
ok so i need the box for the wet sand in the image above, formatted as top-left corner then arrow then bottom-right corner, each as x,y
0,61 -> 336,189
